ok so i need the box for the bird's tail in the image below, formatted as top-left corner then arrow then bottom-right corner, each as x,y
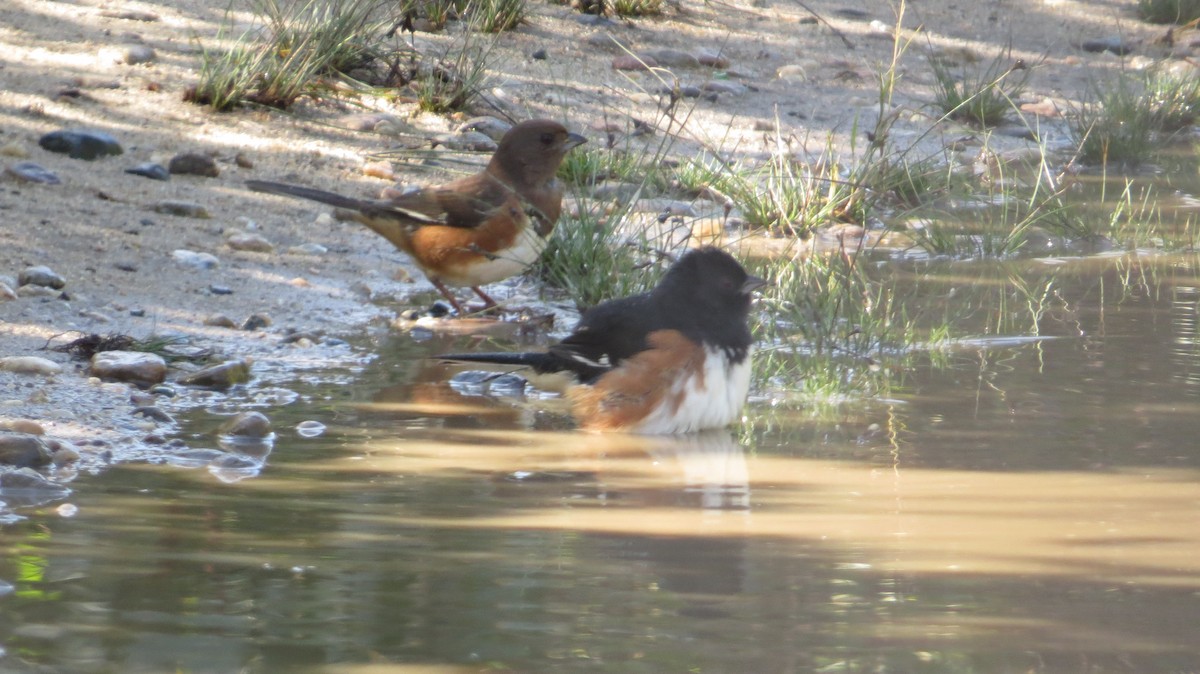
245,180 -> 375,212
438,352 -> 560,372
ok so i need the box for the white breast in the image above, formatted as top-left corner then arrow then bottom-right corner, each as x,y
631,346 -> 753,435
442,227 -> 547,287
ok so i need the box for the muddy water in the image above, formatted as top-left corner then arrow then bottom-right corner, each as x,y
3,255 -> 1200,673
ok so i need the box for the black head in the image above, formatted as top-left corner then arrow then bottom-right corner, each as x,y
490,119 -> 587,185
655,247 -> 766,318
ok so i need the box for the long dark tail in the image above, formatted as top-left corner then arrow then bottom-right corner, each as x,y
245,180 -> 376,212
438,352 -> 561,373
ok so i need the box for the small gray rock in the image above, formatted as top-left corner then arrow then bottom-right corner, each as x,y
433,131 -> 497,152
100,9 -> 160,21
642,48 -> 699,68
171,249 -> 219,269
701,81 -> 747,95
177,359 -> 251,390
153,201 -> 211,218
1081,37 -> 1134,55
204,314 -> 238,328
456,116 -> 514,141
225,232 -> 274,252
242,314 -> 271,331
118,44 -> 157,65
531,48 -> 548,60
133,406 -> 175,424
38,129 -> 123,160
19,265 -> 66,289
168,152 -> 219,177
697,49 -> 729,68
221,411 -> 272,439
0,433 -> 54,468
90,350 -> 168,386
612,55 -> 657,71
6,162 -> 61,184
125,162 -> 170,181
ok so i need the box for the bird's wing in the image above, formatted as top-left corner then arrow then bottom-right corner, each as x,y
549,295 -> 656,383
384,173 -> 515,230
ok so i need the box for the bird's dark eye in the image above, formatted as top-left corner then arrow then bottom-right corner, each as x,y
540,132 -> 555,145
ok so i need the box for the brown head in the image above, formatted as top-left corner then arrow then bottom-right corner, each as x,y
488,119 -> 587,189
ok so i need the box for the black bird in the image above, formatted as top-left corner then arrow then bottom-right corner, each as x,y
439,247 -> 765,434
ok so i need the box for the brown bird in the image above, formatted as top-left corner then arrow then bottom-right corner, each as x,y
247,119 -> 586,313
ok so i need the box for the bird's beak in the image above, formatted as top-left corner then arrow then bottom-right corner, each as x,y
564,132 -> 588,149
742,275 -> 768,294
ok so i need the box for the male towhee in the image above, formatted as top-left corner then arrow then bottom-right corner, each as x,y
246,119 -> 586,313
439,247 -> 766,434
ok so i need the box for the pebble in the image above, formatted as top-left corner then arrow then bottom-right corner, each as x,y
107,44 -> 156,65
0,420 -> 45,435
6,162 -> 61,184
701,81 -> 747,95
168,152 -> 219,177
643,48 -> 699,68
221,411 -> 272,439
433,131 -> 497,152
204,314 -> 236,328
362,161 -> 394,180
296,420 -> 327,438
289,242 -> 328,256
339,112 -> 409,133
132,406 -> 175,424
697,50 -> 729,68
16,284 -> 59,298
1080,37 -> 1134,55
0,142 -> 29,158
171,249 -> 220,269
612,55 -> 657,71
100,8 -> 160,21
242,314 -> 272,331
1020,99 -> 1060,117
456,116 -> 514,141
124,162 -> 170,180
532,48 -> 548,60
177,359 -> 252,389
150,384 -> 176,397
19,265 -> 66,289
90,350 -> 168,386
225,231 -> 274,252
591,181 -> 642,201
0,282 -> 15,301
234,152 -> 254,168
38,129 -> 123,160
153,201 -> 211,219
46,439 -> 81,466
208,285 -> 234,296
776,64 -> 807,81
0,433 -> 53,468
0,356 -> 62,376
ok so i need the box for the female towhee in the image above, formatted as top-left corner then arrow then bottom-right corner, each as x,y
439,247 -> 767,434
247,119 -> 586,313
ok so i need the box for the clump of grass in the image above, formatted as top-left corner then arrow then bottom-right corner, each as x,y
746,244 -> 921,403
413,29 -> 495,113
188,0 -> 389,110
1145,67 -> 1200,130
1138,0 -> 1200,23
558,146 -> 670,195
1071,75 -> 1165,166
927,48 -> 1033,127
612,0 -> 664,16
536,198 -> 663,309
471,0 -> 527,31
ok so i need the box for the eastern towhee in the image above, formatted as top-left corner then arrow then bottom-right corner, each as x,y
439,247 -> 766,434
247,119 -> 586,313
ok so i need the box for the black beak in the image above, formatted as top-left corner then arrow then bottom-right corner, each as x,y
564,132 -> 587,149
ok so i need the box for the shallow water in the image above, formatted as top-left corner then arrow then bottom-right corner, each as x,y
3,253 -> 1200,673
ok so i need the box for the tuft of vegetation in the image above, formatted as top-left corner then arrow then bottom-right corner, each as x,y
471,0 -> 527,32
1138,0 -> 1200,23
412,30 -> 495,113
927,48 -> 1033,127
1144,66 -> 1200,130
611,0 -> 664,17
1071,75 -> 1163,166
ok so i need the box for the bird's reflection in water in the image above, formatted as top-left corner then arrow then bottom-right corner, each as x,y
641,430 -> 749,511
